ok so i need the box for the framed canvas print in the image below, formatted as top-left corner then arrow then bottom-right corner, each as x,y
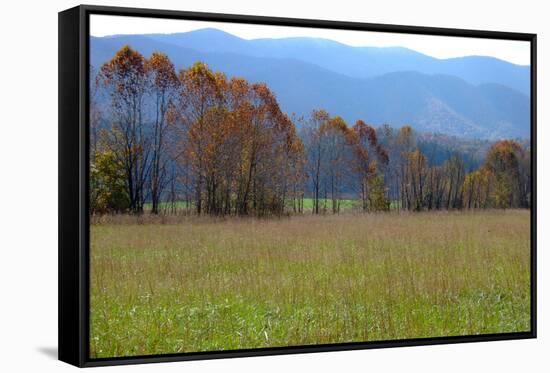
58,5 -> 537,367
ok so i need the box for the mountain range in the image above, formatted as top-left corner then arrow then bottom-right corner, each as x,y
90,28 -> 531,139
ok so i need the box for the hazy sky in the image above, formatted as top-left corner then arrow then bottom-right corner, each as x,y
90,15 -> 531,65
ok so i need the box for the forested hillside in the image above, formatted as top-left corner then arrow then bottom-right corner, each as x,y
104,28 -> 530,94
91,31 -> 530,140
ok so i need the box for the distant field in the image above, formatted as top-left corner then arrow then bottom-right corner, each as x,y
90,210 -> 530,358
143,198 -> 360,212
143,201 -> 192,212
298,198 -> 356,210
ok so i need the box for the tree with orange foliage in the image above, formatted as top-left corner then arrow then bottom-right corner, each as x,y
320,116 -> 353,213
302,110 -> 330,214
97,45 -> 151,213
170,62 -> 224,215
167,62 -> 304,216
283,115 -> 306,214
402,150 -> 428,211
243,84 -> 303,216
350,120 -> 389,211
398,126 -> 416,210
146,52 -> 178,214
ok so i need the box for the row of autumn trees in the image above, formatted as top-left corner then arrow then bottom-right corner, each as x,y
90,45 -> 531,216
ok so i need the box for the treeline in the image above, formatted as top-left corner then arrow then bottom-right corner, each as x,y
90,45 -> 531,216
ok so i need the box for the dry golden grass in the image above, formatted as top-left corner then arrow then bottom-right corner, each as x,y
90,210 -> 530,358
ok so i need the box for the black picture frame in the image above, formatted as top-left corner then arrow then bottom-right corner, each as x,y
59,4 -> 537,367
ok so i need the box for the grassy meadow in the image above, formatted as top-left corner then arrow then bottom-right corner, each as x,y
89,210 -> 530,358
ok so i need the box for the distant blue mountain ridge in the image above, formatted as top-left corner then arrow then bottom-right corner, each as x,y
145,28 -> 530,96
90,29 -> 530,139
